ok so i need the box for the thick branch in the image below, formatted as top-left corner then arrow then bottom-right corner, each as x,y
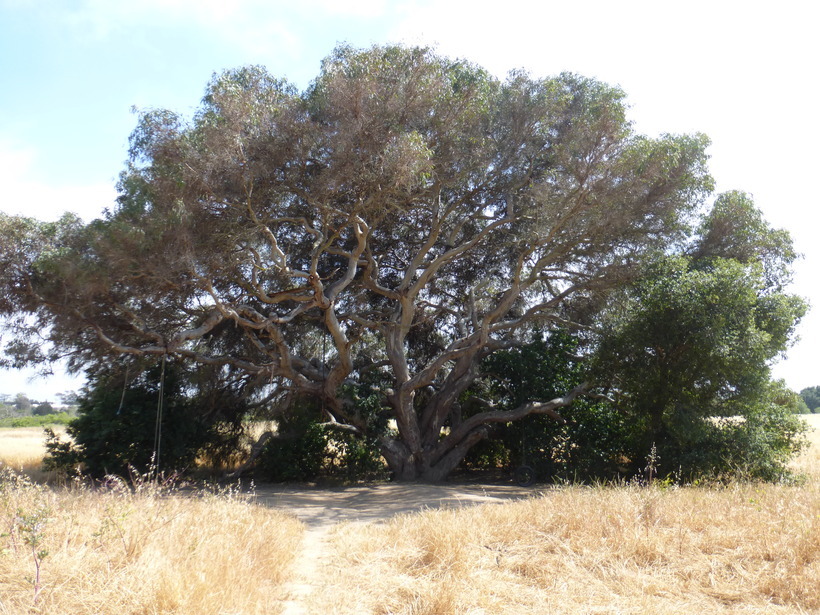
432,382 -> 589,465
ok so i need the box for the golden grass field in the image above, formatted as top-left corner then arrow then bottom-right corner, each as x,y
0,427 -> 64,477
1,415 -> 818,614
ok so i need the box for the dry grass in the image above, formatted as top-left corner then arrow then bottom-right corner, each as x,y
0,427 -> 64,475
1,416 -> 819,614
303,414 -> 820,614
316,482 -> 819,614
792,413 -> 820,477
0,470 -> 303,615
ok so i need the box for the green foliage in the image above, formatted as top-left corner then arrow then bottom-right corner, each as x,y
482,330 -> 583,409
257,424 -> 387,483
467,261 -> 807,484
0,413 -> 73,428
485,402 -> 635,483
257,423 -> 327,482
43,362 -> 213,477
32,402 -> 54,416
658,385 -> 809,482
461,437 -> 511,470
257,398 -> 387,483
464,331 -> 635,482
14,394 -> 31,415
799,386 -> 820,413
693,191 -> 797,291
592,238 -> 806,481
767,380 -> 811,414
14,505 -> 51,603
0,467 -> 52,604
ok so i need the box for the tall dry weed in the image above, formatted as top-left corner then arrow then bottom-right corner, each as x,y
316,481 -> 819,614
0,466 -> 303,615
792,413 -> 820,477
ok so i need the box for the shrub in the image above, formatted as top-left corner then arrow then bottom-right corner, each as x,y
44,362 -> 214,477
0,413 -> 73,428
464,330 -> 809,484
256,399 -> 387,482
257,422 -> 387,483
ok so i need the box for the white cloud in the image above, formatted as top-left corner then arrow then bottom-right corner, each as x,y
47,0 -> 389,63
0,140 -> 116,221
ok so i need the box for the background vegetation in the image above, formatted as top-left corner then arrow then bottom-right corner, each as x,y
800,386 -> 820,413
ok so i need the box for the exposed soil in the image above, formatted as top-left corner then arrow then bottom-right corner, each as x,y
254,480 -> 538,527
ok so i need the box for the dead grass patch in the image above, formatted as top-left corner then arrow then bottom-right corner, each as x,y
0,469 -> 303,615
315,481 -> 819,614
292,414 -> 820,614
1,415 -> 818,614
0,427 -> 64,471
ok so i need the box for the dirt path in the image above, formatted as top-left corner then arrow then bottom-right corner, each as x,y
259,482 -> 537,613
279,525 -> 333,615
254,481 -> 536,526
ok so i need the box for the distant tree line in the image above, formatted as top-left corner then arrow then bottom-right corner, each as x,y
799,387 -> 820,413
0,392 -> 78,420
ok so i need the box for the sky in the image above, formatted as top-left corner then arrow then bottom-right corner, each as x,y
1,0 -> 818,401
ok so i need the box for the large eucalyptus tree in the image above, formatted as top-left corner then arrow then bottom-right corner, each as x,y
0,45 -> 714,480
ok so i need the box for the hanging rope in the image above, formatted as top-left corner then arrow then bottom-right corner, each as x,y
152,354 -> 167,479
116,364 -> 130,416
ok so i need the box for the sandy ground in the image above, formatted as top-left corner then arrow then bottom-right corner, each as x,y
254,481 -> 538,527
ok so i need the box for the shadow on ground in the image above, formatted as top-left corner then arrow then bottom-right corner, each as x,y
252,482 -> 539,527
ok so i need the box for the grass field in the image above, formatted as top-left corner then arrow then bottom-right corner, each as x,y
0,471 -> 302,614
0,426 -> 63,473
307,415 -> 820,614
323,483 -> 819,614
793,413 -> 820,475
0,416 -> 818,614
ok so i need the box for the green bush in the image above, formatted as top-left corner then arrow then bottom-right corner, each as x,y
463,330 -> 636,482
256,399 -> 387,483
44,363 -> 214,478
257,422 -> 329,482
0,413 -> 73,428
658,404 -> 809,483
463,329 -> 809,484
463,401 -> 635,483
257,422 -> 387,483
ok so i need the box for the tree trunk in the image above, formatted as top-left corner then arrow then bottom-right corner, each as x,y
379,385 -> 585,481
380,425 -> 489,482
379,439 -> 421,481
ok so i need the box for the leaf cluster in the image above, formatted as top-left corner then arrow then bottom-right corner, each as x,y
43,361 -> 243,478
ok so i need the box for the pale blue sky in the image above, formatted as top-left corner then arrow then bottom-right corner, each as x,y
1,0 -> 818,400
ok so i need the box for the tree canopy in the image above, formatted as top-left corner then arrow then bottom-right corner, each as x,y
0,44 -> 803,481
